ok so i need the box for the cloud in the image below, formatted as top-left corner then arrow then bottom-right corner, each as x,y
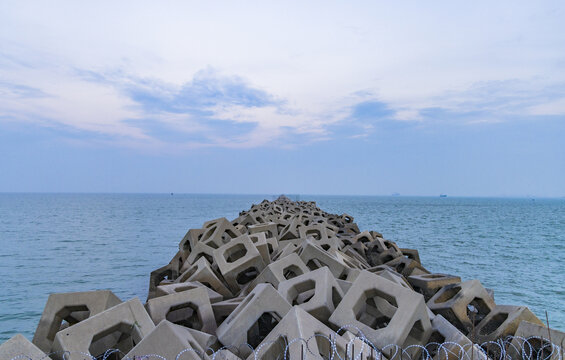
1,1 -> 565,151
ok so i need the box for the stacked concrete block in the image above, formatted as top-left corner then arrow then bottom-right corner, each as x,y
427,279 -> 496,334
51,298 -> 155,360
0,334 -> 51,360
216,284 -> 291,357
32,290 -> 122,353
145,286 -> 217,334
213,234 -> 266,293
408,273 -> 462,301
278,266 -> 344,324
509,320 -> 565,360
329,270 -> 433,358
6,196 -> 563,359
124,320 -> 211,360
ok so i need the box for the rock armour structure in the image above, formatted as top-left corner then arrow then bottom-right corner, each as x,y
1,196 -> 563,359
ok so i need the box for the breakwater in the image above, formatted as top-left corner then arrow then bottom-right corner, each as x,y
1,196 -> 563,359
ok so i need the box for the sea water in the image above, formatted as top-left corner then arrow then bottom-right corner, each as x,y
0,194 -> 563,342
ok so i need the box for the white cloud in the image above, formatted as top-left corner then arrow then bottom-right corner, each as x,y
1,0 -> 564,149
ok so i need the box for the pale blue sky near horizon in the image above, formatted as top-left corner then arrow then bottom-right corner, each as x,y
1,1 -> 564,197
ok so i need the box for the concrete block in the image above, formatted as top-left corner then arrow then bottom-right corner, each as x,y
51,298 -> 155,360
154,281 -> 223,303
427,315 -> 486,360
124,320 -> 210,360
296,239 -> 350,280
471,305 -> 543,344
329,270 -> 432,358
374,268 -> 413,291
147,263 -> 179,300
146,286 -> 217,334
213,234 -> 266,293
407,273 -> 461,300
278,267 -> 344,324
427,280 -> 495,334
298,223 -> 340,251
399,248 -> 421,264
185,241 -> 217,270
277,217 -> 301,241
247,231 -> 272,265
179,228 -> 205,254
366,239 -> 403,266
270,242 -> 298,262
33,290 -> 122,353
0,334 -> 51,360
212,297 -> 245,326
247,306 -> 353,360
200,218 -> 242,249
247,222 -> 279,240
216,284 -> 291,358
241,253 -> 310,295
384,256 -> 430,277
509,320 -> 565,360
176,257 -> 233,298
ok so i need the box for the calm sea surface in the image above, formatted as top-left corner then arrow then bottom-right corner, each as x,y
0,194 -> 563,342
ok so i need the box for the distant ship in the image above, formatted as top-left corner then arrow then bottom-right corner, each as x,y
439,194 -> 447,198
391,193 -> 400,197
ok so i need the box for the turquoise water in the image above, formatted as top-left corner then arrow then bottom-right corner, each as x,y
0,194 -> 563,342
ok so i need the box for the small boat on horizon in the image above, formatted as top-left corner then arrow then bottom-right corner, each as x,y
440,194 -> 447,198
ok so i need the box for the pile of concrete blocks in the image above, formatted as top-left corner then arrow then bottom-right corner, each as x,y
2,196 -> 563,360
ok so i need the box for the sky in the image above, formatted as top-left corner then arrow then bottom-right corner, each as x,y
1,1 -> 564,196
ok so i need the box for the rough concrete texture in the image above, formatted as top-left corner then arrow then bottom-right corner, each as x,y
32,290 -> 122,353
427,279 -> 496,334
0,334 -> 51,360
124,320 -> 211,360
216,284 -> 291,358
145,286 -> 217,334
5,196 -> 557,359
509,320 -> 565,360
329,270 -> 433,358
51,298 -> 155,360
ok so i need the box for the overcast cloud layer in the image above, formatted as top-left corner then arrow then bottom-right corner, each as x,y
1,1 -> 564,195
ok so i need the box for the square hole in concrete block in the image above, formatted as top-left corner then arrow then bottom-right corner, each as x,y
236,266 -> 260,285
224,243 -> 248,263
247,312 -> 282,349
354,289 -> 398,330
88,322 -> 141,360
48,305 -> 91,341
166,302 -> 202,330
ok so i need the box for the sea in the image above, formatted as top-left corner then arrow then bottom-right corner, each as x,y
0,193 -> 563,343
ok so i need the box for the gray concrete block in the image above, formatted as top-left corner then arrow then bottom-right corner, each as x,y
216,284 -> 291,358
509,320 -> 565,360
0,334 -> 51,360
246,306 -> 353,360
124,320 -> 210,360
147,263 -> 179,301
278,267 -> 344,324
329,270 -> 432,358
213,234 -> 266,293
407,273 -> 461,300
427,280 -> 495,334
154,281 -> 223,303
146,286 -> 217,334
471,305 -> 543,347
427,315 -> 486,360
176,257 -> 233,298
33,290 -> 122,353
241,253 -> 310,295
51,298 -> 154,360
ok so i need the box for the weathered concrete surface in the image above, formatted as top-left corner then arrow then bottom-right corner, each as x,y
32,290 -> 122,353
0,334 -> 51,360
51,298 -> 154,360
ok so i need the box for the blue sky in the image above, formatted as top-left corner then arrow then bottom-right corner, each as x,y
1,1 -> 564,196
